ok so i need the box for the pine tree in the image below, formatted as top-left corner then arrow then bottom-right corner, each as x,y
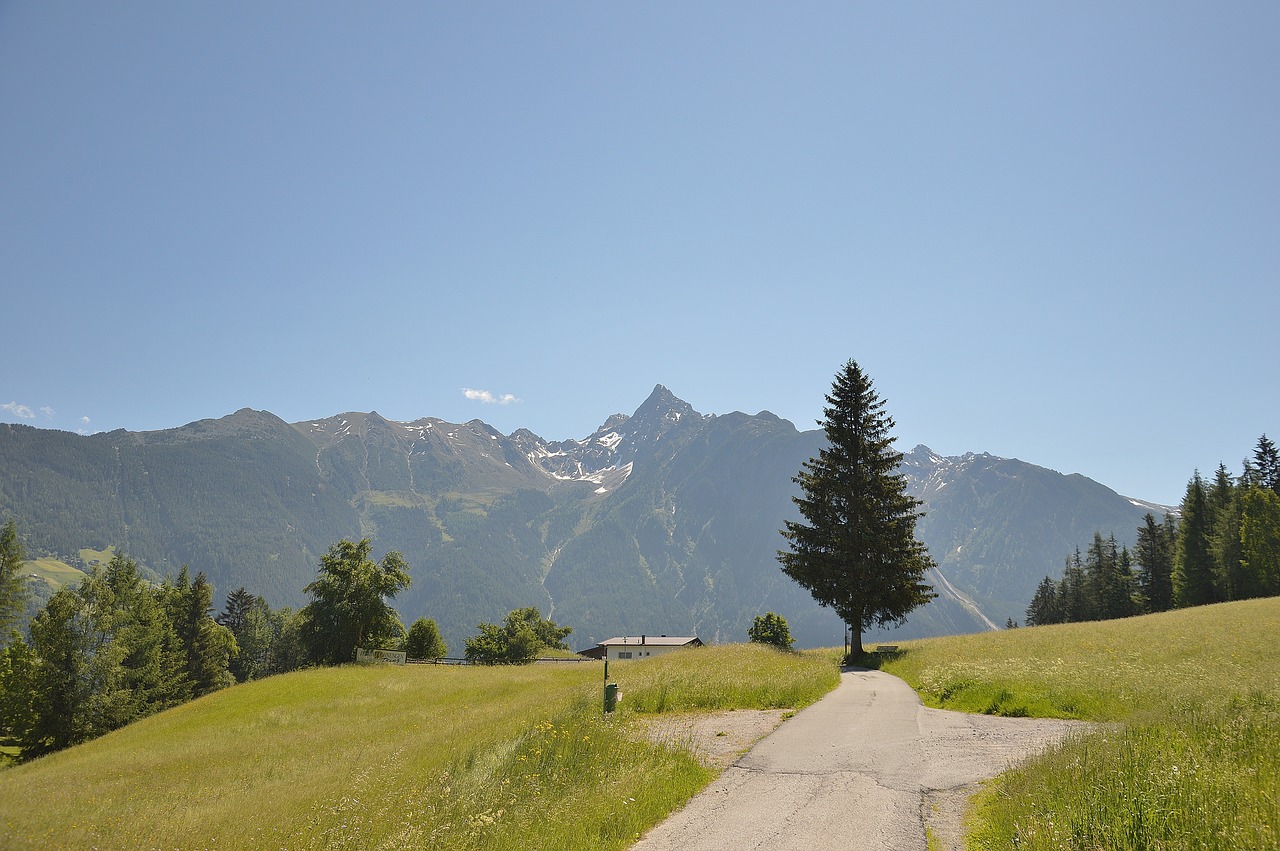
778,360 -> 936,658
1252,434 -> 1280,493
1084,533 -> 1137,621
1134,512 -> 1176,613
163,569 -> 235,696
1025,576 -> 1062,626
218,588 -> 276,681
1115,546 -> 1139,618
1174,473 -> 1218,607
1059,548 -> 1089,623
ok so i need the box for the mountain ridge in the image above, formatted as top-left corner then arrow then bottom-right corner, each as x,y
0,387 -> 1169,649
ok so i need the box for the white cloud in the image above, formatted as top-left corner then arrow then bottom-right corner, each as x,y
2,402 -> 35,419
81,416 -> 91,425
40,406 -> 55,419
462,388 -> 519,405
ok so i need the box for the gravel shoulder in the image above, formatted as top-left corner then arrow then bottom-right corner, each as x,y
637,709 -> 791,770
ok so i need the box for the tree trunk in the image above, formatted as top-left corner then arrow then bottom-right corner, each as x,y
848,622 -> 864,662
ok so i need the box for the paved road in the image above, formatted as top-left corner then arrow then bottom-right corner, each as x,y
631,668 -> 1085,851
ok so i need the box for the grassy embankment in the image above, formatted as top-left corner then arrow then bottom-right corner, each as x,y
0,642 -> 838,849
881,596 -> 1280,849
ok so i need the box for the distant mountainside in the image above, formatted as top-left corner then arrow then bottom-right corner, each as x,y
0,386 -> 1167,650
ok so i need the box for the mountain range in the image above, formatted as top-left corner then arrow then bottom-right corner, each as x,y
0,385 -> 1169,650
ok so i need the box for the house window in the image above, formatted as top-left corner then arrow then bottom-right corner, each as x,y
618,651 -> 633,659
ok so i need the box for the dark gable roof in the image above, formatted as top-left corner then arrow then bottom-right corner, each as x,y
597,635 -> 701,647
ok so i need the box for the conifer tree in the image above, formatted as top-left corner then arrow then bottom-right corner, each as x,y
1058,548 -> 1089,622
1251,434 -> 1280,493
218,588 -> 276,681
163,569 -> 235,696
1025,576 -> 1061,626
0,520 -> 27,644
777,360 -> 935,658
24,553 -> 187,757
1174,473 -> 1218,607
1239,485 -> 1280,598
1084,533 -> 1137,620
1134,512 -> 1176,613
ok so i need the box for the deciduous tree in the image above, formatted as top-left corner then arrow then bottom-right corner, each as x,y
23,553 -> 187,758
464,607 -> 571,664
406,617 -> 447,661
299,539 -> 411,665
747,612 -> 794,650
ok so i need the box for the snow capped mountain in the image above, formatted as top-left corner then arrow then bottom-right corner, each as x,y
508,384 -> 707,494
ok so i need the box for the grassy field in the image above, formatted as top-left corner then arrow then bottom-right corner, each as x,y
21,557 -> 86,591
0,643 -> 838,849
880,597 -> 1280,849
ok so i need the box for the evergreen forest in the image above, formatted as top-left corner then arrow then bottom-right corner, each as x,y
1026,435 -> 1280,626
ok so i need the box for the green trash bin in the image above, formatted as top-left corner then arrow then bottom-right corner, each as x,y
603,682 -> 619,713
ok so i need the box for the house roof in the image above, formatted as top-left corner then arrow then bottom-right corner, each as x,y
597,635 -> 701,647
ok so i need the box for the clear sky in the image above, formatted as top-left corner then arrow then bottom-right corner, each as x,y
3,2 -> 1277,507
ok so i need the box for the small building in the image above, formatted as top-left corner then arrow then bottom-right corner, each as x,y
579,634 -> 702,661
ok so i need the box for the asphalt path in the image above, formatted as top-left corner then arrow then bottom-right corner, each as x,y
630,668 -> 1086,851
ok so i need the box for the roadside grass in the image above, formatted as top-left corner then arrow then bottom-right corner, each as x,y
0,644 -> 838,849
880,597 -> 1280,849
617,642 -> 841,713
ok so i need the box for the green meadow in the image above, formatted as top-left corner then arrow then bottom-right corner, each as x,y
0,643 -> 837,849
881,597 -> 1280,849
3,601 -> 1276,849
20,557 -> 86,591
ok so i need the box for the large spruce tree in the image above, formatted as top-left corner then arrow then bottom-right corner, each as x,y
778,360 -> 935,659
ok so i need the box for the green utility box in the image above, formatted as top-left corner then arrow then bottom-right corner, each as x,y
603,682 -> 619,713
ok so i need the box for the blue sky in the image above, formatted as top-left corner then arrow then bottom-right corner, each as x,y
3,2 -> 1277,506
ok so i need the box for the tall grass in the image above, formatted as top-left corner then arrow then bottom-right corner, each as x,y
0,644 -> 838,848
880,597 -> 1280,849
617,642 -> 841,713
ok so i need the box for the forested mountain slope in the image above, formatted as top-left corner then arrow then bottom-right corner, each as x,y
0,387 -> 1163,649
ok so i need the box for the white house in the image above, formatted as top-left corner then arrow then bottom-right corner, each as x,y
583,634 -> 702,661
